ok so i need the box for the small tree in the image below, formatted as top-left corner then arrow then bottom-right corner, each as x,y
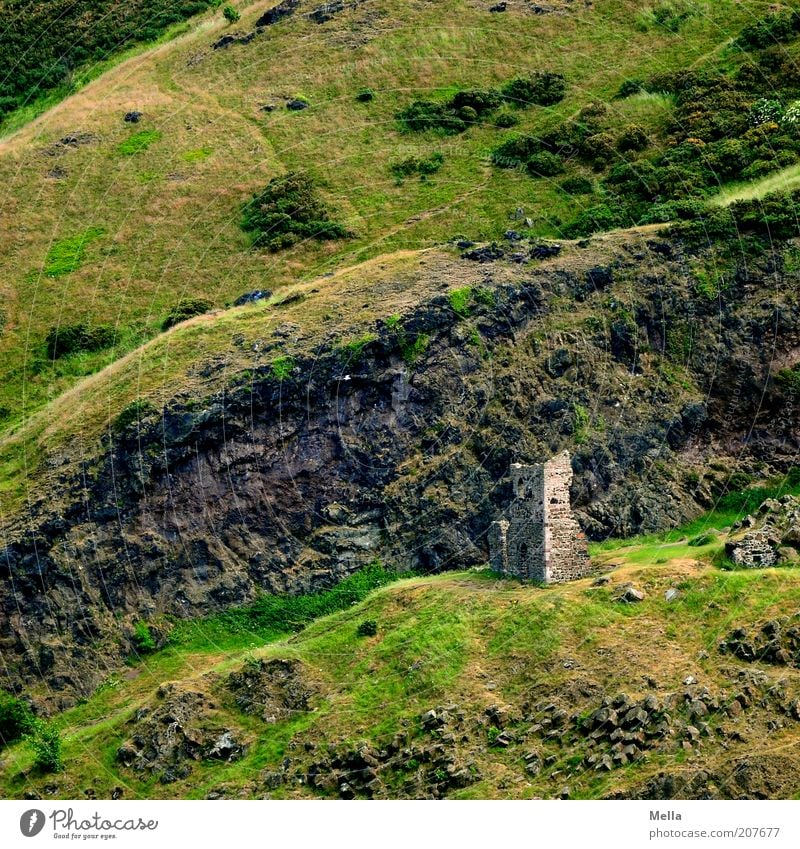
27,719 -> 64,773
223,5 -> 240,24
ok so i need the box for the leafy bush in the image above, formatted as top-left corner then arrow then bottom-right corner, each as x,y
46,323 -> 115,358
132,621 -> 157,653
501,71 -> 566,107
449,88 -> 503,115
242,171 -> 350,250
493,109 -> 519,128
749,98 -> 784,127
395,100 -> 466,133
560,175 -> 594,195
448,286 -> 472,317
0,0 -> 219,120
270,355 -> 295,380
526,151 -> 565,177
356,619 -> 378,637
390,151 -> 444,181
161,298 -> 212,330
0,691 -> 35,746
581,132 -> 615,168
222,4 -> 240,23
617,124 -> 649,152
113,400 -> 156,433
615,79 -> 643,99
356,88 -> 375,102
688,532 -> 715,547
736,9 -> 800,50
26,719 -> 64,773
491,133 -> 543,168
562,204 -> 623,238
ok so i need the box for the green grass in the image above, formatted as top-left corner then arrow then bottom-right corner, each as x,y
590,470 -> 800,557
182,147 -> 214,162
117,130 -> 163,156
170,561 -> 403,652
0,0 -> 773,439
43,227 -> 105,276
7,554 -> 800,799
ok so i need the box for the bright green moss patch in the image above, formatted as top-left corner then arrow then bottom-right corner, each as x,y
117,129 -> 162,156
43,227 -> 105,276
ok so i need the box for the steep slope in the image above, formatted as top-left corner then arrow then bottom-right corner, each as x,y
0,0 -> 773,423
2,228 -> 800,701
5,559 -> 800,800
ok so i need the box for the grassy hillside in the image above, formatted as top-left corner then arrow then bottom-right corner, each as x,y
0,0 -> 221,130
0,0 -> 779,432
4,523 -> 800,799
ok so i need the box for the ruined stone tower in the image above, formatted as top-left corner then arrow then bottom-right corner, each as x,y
488,452 -> 591,584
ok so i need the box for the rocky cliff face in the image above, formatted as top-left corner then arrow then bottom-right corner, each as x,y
2,232 -> 800,702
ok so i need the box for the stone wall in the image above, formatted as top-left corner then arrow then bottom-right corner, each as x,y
489,452 -> 591,584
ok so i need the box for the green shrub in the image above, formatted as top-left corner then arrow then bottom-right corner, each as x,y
526,151 -> 564,177
0,0 -> 219,121
161,298 -> 212,330
449,286 -> 472,317
450,88 -> 503,115
356,88 -> 375,102
242,171 -> 350,250
222,5 -> 240,23
356,619 -> 378,637
688,532 -> 714,547
749,98 -> 784,127
0,691 -> 35,746
396,100 -> 465,133
390,152 -> 444,181
501,71 -> 567,107
271,355 -> 295,380
615,79 -> 643,99
113,399 -> 157,432
26,719 -> 64,773
775,366 -> 800,395
493,109 -> 519,128
490,133 -> 542,168
562,203 -> 622,238
580,132 -> 615,168
560,175 -> 594,195
617,124 -> 649,152
45,323 -> 115,359
736,9 -> 800,50
132,621 -> 157,653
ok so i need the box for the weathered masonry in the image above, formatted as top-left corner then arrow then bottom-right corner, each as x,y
489,452 -> 591,583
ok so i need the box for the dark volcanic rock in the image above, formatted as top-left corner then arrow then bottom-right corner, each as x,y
256,0 -> 301,27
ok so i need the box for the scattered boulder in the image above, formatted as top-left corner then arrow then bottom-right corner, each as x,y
234,290 -> 271,306
617,586 -> 645,603
462,243 -> 504,262
309,1 -> 347,24
530,243 -> 561,260
226,657 -> 317,723
124,111 -> 142,123
256,0 -> 301,27
286,98 -> 310,111
116,683 -> 246,783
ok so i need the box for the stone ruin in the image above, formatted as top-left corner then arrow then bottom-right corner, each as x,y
489,452 -> 591,583
725,494 -> 800,568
